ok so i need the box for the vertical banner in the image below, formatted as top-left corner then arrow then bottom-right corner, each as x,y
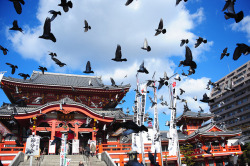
49,140 -> 56,154
72,139 -> 79,154
25,135 -> 40,156
0,71 -> 6,82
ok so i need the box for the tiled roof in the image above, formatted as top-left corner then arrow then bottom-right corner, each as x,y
160,130 -> 188,141
176,111 -> 214,124
2,71 -> 130,89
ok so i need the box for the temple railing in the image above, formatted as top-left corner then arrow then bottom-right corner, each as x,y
9,151 -> 24,166
101,151 -> 117,166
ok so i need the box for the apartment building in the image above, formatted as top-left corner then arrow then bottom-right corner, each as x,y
209,61 -> 250,136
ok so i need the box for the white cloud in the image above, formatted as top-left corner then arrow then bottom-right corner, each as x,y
230,15 -> 250,42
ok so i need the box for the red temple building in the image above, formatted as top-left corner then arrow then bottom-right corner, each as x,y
0,71 -> 243,166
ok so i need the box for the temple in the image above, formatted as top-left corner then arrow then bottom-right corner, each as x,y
0,71 -> 243,166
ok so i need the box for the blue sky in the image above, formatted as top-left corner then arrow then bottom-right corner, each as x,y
0,0 -> 249,131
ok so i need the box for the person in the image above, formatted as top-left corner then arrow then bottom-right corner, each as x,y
90,142 -> 96,157
84,145 -> 90,158
79,161 -> 84,166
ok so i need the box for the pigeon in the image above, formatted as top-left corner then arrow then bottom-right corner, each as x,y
39,17 -> 56,42
180,88 -> 185,95
83,20 -> 91,32
51,136 -> 62,145
193,96 -> 197,101
120,121 -> 148,136
194,37 -> 207,48
188,66 -> 195,75
48,10 -> 61,22
155,18 -> 166,36
178,46 -> 197,72
58,0 -> 73,12
18,73 -> 30,80
137,61 -> 149,74
176,0 -> 188,6
141,38 -> 151,52
222,0 -> 244,23
199,106 -> 204,113
220,47 -> 230,60
233,43 -> 250,60
83,61 -> 94,73
49,52 -> 57,58
51,57 -> 66,67
174,74 -> 181,81
180,39 -> 189,47
38,66 -> 47,74
204,142 -> 212,154
200,93 -> 214,103
158,72 -> 169,90
224,78 -> 234,91
148,150 -> 160,166
149,96 -> 157,108
9,0 -> 25,14
0,45 -> 8,55
88,79 -> 93,86
112,44 -> 127,62
125,0 -> 134,6
181,70 -> 188,76
6,63 -> 18,74
34,97 -> 42,103
9,20 -> 23,33
110,77 -> 117,87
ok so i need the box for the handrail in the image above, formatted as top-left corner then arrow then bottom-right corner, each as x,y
9,151 -> 24,166
101,151 -> 116,166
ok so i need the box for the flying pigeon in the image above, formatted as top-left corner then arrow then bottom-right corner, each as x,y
9,20 -> 23,33
141,38 -> 151,52
174,74 -> 181,81
18,73 -> 30,80
49,52 -> 57,58
193,96 -> 197,101
194,37 -> 207,48
48,10 -> 61,22
137,61 -> 149,74
233,43 -> 249,60
188,66 -> 195,75
125,0 -> 134,6
204,142 -> 212,154
83,20 -> 91,32
200,93 -> 214,103
0,45 -> 8,55
176,0 -> 188,6
120,121 -> 148,136
180,39 -> 189,47
180,88 -> 185,95
155,18 -> 166,36
34,97 -> 42,103
51,57 -> 66,67
178,46 -> 197,73
110,77 -> 118,87
38,66 -> 47,74
83,61 -> 94,73
181,70 -> 188,76
224,78 -> 234,91
220,47 -> 230,60
58,0 -> 73,12
39,17 -> 56,42
9,0 -> 25,14
6,63 -> 18,74
149,96 -> 157,108
158,72 -> 169,90
112,44 -> 127,62
222,0 -> 244,23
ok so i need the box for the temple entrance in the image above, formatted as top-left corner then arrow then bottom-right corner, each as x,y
79,132 -> 92,148
37,131 -> 51,155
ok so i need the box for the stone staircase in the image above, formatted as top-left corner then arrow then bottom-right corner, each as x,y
18,154 -> 107,166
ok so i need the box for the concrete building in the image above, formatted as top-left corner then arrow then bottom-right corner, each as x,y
209,61 -> 250,136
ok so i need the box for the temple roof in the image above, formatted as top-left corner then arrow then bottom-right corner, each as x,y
2,71 -> 130,89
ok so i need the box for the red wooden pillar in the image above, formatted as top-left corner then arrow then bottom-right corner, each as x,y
51,120 -> 56,139
157,153 -> 162,166
119,154 -> 124,166
138,153 -> 142,163
205,158 -> 209,166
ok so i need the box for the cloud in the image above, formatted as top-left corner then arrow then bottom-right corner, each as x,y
230,15 -> 250,42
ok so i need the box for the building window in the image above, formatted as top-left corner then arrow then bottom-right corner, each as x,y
237,64 -> 247,73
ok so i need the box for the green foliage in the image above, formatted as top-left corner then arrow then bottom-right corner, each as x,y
238,142 -> 250,166
180,144 -> 195,166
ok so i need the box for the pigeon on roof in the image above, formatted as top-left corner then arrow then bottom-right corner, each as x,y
58,0 -> 73,12
112,45 -> 127,62
155,18 -> 166,36
83,20 -> 91,32
39,17 -> 56,42
48,10 -> 61,22
9,0 -> 25,14
222,0 -> 244,23
18,73 -> 30,80
38,66 -> 47,74
9,20 -> 23,33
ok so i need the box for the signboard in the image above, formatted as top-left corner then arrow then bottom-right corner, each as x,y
49,140 -> 56,154
72,139 -> 79,154
25,135 -> 40,156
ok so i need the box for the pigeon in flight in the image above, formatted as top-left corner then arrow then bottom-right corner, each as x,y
181,70 -> 188,76
9,0 -> 25,14
188,66 -> 195,75
180,39 -> 189,47
174,74 -> 181,81
120,121 -> 148,136
193,96 -> 197,101
112,45 -> 127,62
204,142 -> 212,154
38,66 -> 47,74
39,17 -> 56,42
110,77 -> 118,87
83,61 -> 94,73
141,38 -> 151,52
180,88 -> 185,95
0,45 -> 8,55
194,37 -> 207,48
155,18 -> 166,36
179,46 -> 197,73
6,63 -> 18,74
148,150 -> 160,166
83,20 -> 91,32
18,73 -> 30,80
9,20 -> 23,33
125,0 -> 134,6
200,93 -> 214,103
48,10 -> 61,22
149,96 -> 157,108
233,43 -> 249,60
51,57 -> 66,67
176,0 -> 188,6
158,72 -> 169,90
220,47 -> 230,60
49,52 -> 57,58
222,0 -> 244,23
137,61 -> 149,74
58,0 -> 73,12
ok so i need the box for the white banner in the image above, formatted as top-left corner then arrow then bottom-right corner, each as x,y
49,140 -> 56,154
0,72 -> 6,82
72,139 -> 79,154
25,135 -> 40,156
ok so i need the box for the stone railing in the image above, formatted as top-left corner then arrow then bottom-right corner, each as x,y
101,151 -> 116,166
9,151 -> 24,166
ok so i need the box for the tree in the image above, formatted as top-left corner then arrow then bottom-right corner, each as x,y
238,142 -> 250,166
180,144 -> 195,166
